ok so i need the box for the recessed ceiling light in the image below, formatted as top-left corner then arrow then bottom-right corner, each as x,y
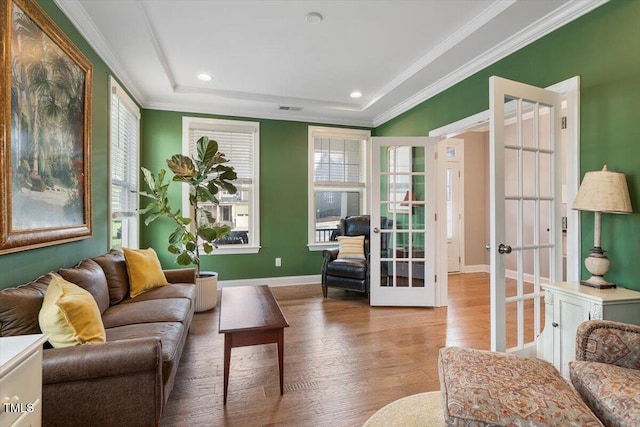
305,12 -> 323,24
350,91 -> 363,99
197,73 -> 212,82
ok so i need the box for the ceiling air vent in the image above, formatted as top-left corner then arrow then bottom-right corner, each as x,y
279,105 -> 302,112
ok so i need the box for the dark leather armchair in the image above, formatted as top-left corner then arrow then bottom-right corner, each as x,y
321,215 -> 371,298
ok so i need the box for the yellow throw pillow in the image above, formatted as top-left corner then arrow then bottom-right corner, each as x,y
38,273 -> 106,348
122,247 -> 169,298
337,235 -> 366,260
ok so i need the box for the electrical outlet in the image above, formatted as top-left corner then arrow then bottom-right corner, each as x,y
275,257 -> 281,267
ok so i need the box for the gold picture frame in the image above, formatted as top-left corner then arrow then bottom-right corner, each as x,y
0,0 -> 92,254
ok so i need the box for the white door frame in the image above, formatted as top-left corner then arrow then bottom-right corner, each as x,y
429,76 -> 581,306
446,140 -> 464,273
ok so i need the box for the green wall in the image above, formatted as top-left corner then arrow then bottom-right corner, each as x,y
375,0 -> 640,290
140,110 -> 367,280
2,0 -> 639,290
0,0 -> 112,289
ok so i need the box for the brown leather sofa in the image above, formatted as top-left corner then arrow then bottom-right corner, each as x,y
0,249 -> 196,427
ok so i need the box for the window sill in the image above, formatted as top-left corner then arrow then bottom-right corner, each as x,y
308,243 -> 338,252
205,245 -> 261,255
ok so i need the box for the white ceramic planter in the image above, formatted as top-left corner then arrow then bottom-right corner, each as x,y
195,271 -> 218,312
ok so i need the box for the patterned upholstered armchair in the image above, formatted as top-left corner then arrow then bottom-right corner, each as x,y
571,320 -> 640,426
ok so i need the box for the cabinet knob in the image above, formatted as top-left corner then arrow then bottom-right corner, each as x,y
552,322 -> 559,328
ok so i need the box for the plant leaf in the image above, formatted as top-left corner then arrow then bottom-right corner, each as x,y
197,136 -> 219,166
177,251 -> 192,266
167,155 -> 196,179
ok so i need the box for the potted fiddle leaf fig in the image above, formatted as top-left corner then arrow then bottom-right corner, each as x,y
140,136 -> 237,311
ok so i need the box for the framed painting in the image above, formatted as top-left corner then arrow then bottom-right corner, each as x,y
0,0 -> 92,254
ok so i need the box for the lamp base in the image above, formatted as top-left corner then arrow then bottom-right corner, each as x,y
580,278 -> 617,289
582,247 -> 615,289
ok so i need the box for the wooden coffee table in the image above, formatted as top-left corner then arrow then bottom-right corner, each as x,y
218,285 -> 289,404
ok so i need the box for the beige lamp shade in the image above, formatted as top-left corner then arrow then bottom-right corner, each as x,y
572,165 -> 632,214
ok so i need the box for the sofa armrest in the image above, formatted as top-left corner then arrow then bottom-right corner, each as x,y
42,337 -> 163,427
321,249 -> 339,281
322,248 -> 339,262
43,337 -> 162,383
163,267 -> 196,284
575,320 -> 640,370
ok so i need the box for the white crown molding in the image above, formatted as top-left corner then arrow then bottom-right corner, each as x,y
55,0 -> 606,129
363,0 -> 516,111
53,0 -> 146,105
145,100 -> 374,128
174,85 -> 360,110
138,0 -> 177,90
373,0 -> 608,127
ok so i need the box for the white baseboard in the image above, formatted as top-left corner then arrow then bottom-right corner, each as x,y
459,265 -> 549,284
462,264 -> 489,273
219,275 -> 321,288
505,269 -> 549,285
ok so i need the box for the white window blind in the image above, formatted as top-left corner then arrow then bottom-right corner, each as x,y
110,82 -> 140,219
188,128 -> 254,184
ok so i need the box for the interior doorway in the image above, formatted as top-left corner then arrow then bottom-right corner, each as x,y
446,140 -> 463,273
430,76 -> 581,307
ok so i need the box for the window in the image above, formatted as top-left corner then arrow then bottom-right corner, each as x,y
109,77 -> 140,249
183,117 -> 260,254
308,126 -> 370,250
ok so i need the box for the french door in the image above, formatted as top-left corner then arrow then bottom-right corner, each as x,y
370,137 -> 437,307
489,76 -> 563,354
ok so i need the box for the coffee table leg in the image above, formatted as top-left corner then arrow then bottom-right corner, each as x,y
224,333 -> 231,404
277,328 -> 284,395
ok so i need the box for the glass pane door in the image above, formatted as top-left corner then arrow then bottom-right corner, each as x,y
370,137 -> 436,307
489,76 -> 562,353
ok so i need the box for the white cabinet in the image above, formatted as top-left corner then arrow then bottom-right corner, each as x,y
537,282 -> 640,377
0,334 -> 47,427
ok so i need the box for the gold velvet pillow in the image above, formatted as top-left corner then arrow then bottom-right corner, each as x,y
122,247 -> 169,298
337,235 -> 366,260
38,273 -> 106,348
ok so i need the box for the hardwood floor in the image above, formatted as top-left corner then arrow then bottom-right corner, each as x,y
161,273 -> 541,426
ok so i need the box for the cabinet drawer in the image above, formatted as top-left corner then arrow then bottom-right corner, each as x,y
0,350 -> 42,427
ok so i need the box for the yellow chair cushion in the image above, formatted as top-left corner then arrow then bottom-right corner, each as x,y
38,273 -> 106,348
337,235 -> 366,260
122,247 -> 169,298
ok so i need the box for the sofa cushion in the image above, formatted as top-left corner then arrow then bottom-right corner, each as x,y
105,321 -> 186,389
59,259 -> 110,314
571,360 -> 640,427
326,258 -> 367,280
93,250 -> 130,305
337,235 -> 366,260
0,274 -> 51,336
118,283 -> 196,304
101,298 -> 192,329
439,347 -> 602,426
122,248 -> 169,298
38,274 -> 106,348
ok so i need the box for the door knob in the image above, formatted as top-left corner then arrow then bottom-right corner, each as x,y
498,244 -> 512,254
373,227 -> 380,234
485,243 -> 491,252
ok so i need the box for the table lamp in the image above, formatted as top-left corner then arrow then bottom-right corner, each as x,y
572,165 -> 632,289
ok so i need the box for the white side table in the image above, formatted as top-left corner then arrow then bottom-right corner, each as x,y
537,282 -> 640,377
0,334 -> 47,427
